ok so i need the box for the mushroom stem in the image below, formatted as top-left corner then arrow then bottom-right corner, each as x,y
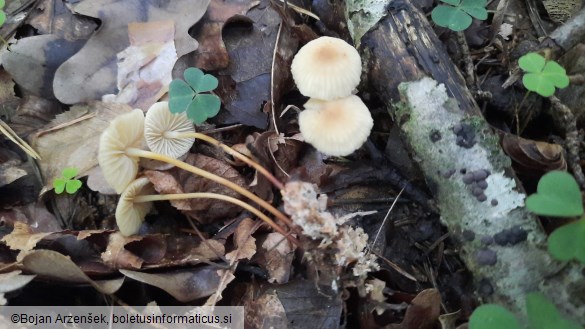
124,148 -> 293,228
171,132 -> 285,190
133,192 -> 297,245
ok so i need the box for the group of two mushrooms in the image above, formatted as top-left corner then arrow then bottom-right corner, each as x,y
97,36 -> 372,236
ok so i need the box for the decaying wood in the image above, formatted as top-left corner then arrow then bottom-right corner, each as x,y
343,0 -> 585,322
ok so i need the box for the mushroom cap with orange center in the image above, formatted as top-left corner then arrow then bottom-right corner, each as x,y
116,177 -> 156,236
291,36 -> 362,100
299,95 -> 373,156
98,109 -> 145,193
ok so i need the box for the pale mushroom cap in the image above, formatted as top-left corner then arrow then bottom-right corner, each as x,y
145,102 -> 195,159
291,36 -> 362,100
98,109 -> 145,194
116,177 -> 156,236
299,95 -> 373,156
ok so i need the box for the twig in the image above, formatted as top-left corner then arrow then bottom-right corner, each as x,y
549,95 -> 585,188
456,32 -> 476,89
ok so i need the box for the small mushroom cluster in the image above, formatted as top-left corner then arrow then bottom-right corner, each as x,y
98,103 -> 292,237
291,37 -> 374,156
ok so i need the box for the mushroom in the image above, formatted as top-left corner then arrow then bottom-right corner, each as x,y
298,95 -> 373,156
116,177 -> 294,238
145,102 -> 195,159
144,102 -> 284,190
99,109 -> 292,228
291,36 -> 362,100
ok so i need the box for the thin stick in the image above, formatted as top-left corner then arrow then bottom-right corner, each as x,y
174,132 -> 285,190
126,148 -> 292,228
134,192 -> 298,245
0,120 -> 41,159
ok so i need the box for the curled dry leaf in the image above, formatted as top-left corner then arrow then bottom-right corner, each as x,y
225,218 -> 257,262
144,170 -> 191,210
501,133 -> 566,176
1,222 -> 54,252
387,288 -> 442,329
0,202 -> 61,233
242,283 -> 288,329
21,250 -> 124,294
53,0 -> 211,104
101,233 -> 144,270
120,266 -> 222,302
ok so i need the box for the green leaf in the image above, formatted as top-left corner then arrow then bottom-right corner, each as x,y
460,0 -> 488,19
184,68 -> 218,93
519,53 -> 546,73
65,179 -> 82,194
526,293 -> 582,329
519,53 -> 569,96
525,171 -> 584,217
431,6 -> 472,31
197,94 -> 222,117
169,80 -> 195,114
547,219 -> 585,263
542,61 -> 570,88
0,0 -> 5,8
183,68 -> 204,90
186,100 -> 208,124
522,73 -> 555,97
61,167 -> 78,180
469,304 -> 521,329
53,178 -> 66,194
0,11 -> 5,27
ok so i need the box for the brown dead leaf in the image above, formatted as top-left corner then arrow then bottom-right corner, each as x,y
144,170 -> 190,210
2,35 -> 86,99
191,0 -> 252,71
21,249 -> 124,294
120,266 -> 222,302
179,154 -> 247,223
258,232 -> 293,284
386,289 -> 441,329
102,20 -> 177,110
31,101 -> 134,192
53,0 -> 211,104
1,222 -> 54,252
242,283 -> 288,328
28,0 -> 97,40
7,95 -> 63,137
0,70 -> 20,119
101,233 -> 144,269
226,218 -> 257,262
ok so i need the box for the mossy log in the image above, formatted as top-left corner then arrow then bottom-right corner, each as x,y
341,0 -> 585,322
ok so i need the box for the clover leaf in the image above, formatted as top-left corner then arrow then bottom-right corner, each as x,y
169,68 -> 221,124
0,0 -> 5,27
469,304 -> 520,329
53,167 -> 82,194
547,219 -> 585,263
519,53 -> 569,97
526,293 -> 582,329
431,0 -> 488,32
525,171 -> 583,217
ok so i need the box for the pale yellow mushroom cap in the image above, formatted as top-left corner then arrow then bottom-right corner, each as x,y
116,177 -> 156,236
98,109 -> 145,194
145,102 -> 195,159
291,36 -> 362,100
299,95 -> 373,156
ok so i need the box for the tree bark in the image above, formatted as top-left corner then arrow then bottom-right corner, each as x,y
342,0 -> 585,322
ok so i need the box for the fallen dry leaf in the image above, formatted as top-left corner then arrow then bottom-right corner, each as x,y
102,20 -> 177,110
1,222 -> 54,252
501,132 -> 567,176
386,288 -> 441,329
242,282 -> 288,328
225,218 -> 257,262
6,95 -> 63,137
144,170 -> 191,210
2,35 -> 86,99
258,232 -> 293,284
21,249 -> 124,294
53,0 -> 211,104
28,0 -> 97,40
120,266 -> 222,302
0,270 -> 36,294
31,101 -> 134,192
101,233 -> 144,269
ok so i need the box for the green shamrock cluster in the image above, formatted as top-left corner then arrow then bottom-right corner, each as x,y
431,0 -> 488,32
53,167 -> 82,194
168,68 -> 221,124
519,53 -> 569,97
